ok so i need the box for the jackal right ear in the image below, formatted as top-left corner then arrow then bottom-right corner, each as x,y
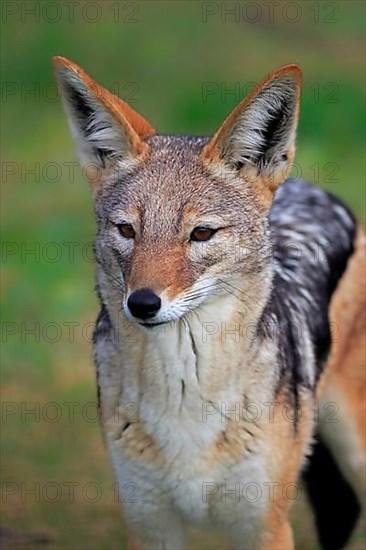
201,65 -> 302,193
53,56 -> 155,183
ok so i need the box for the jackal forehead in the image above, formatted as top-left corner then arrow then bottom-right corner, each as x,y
96,135 -> 263,229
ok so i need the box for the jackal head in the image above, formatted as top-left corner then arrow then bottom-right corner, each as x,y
54,57 -> 301,329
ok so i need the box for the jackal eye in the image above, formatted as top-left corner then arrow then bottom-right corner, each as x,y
190,226 -> 217,242
117,223 -> 135,239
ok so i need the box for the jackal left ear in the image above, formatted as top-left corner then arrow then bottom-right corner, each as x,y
53,56 -> 155,184
201,65 -> 302,192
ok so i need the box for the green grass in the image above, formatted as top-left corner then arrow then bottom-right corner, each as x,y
1,1 -> 365,548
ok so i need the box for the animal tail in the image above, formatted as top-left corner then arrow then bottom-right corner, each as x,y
302,434 -> 361,550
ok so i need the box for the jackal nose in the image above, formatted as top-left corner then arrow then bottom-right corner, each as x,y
127,288 -> 161,320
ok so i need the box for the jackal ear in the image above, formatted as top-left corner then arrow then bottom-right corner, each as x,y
53,56 -> 155,180
201,65 -> 302,192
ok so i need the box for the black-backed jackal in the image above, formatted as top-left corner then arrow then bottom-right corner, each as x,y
54,57 -> 365,550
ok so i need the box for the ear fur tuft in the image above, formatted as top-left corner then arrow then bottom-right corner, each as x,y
201,64 -> 302,191
53,56 -> 155,172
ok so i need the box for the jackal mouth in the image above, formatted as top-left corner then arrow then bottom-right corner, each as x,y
139,321 -> 169,329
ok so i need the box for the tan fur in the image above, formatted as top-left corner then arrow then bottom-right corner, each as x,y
201,65 -> 301,162
324,225 -> 366,399
318,225 -> 366,504
53,56 -> 155,141
259,393 -> 313,550
200,64 -> 302,204
128,242 -> 194,300
53,56 -> 155,191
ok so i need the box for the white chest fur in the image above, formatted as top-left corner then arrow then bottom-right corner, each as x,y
99,295 -> 276,534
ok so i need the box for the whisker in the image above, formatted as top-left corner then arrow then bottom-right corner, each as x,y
183,281 -> 220,299
100,269 -> 125,292
218,279 -> 266,309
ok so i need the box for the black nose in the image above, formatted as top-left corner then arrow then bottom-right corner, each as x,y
127,288 -> 161,320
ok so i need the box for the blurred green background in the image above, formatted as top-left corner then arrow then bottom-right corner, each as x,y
1,1 -> 365,548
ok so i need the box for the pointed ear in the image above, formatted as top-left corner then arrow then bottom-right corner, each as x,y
201,64 -> 302,192
53,56 -> 155,182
